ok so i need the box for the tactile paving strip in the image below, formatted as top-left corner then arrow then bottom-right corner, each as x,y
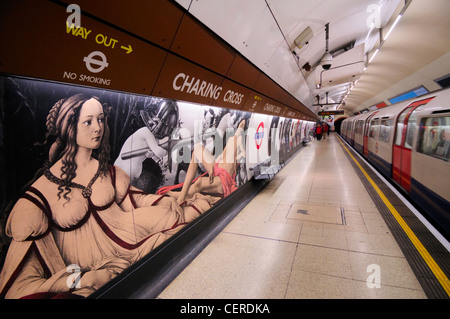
337,136 -> 450,299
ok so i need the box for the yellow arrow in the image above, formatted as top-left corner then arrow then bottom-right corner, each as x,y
120,44 -> 132,54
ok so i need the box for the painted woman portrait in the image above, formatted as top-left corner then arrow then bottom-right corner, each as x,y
0,93 -> 219,299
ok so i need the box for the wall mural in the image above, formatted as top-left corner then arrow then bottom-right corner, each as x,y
0,76 -> 311,299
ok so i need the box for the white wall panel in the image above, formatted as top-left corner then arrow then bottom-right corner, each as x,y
188,0 -> 266,49
266,43 -> 313,105
188,0 -> 283,71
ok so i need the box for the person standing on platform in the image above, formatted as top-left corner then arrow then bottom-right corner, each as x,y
322,123 -> 328,140
315,123 -> 322,141
310,127 -> 316,140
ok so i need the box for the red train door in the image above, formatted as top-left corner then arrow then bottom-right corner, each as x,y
363,112 -> 378,157
392,97 -> 435,191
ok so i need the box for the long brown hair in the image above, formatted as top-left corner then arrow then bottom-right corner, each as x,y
45,94 -> 111,201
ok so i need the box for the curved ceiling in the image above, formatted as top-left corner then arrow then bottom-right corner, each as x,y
175,0 -> 450,116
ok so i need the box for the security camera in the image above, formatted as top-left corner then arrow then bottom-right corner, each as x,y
320,52 -> 332,70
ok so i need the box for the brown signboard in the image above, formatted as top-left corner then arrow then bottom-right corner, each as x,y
240,92 -> 290,117
0,0 -> 167,95
211,78 -> 251,110
226,55 -> 261,89
279,106 -> 300,119
171,14 -> 236,76
153,53 -> 251,111
318,110 -> 344,115
152,53 -> 226,105
241,92 -> 268,114
61,0 -> 185,50
259,98 -> 288,117
0,0 -> 314,122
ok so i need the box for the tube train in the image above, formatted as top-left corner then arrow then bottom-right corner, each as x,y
341,88 -> 450,237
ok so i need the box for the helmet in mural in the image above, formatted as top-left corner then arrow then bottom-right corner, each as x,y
140,99 -> 179,139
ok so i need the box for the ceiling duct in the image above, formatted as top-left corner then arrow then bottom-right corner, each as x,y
330,41 -> 355,58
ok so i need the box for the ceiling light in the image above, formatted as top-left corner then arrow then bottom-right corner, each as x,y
383,14 -> 402,41
382,0 -> 411,42
369,48 -> 379,63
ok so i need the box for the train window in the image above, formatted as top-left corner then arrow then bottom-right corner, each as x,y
355,120 -> 364,135
379,119 -> 392,143
404,105 -> 424,149
417,116 -> 450,161
369,118 -> 380,138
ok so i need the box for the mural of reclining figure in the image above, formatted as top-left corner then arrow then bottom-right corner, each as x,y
0,94 -> 220,299
158,120 -> 246,204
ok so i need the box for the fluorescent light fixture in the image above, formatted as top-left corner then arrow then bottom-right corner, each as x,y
384,14 -> 402,41
369,48 -> 379,63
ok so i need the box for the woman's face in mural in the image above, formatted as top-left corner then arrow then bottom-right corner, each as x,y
76,98 -> 105,151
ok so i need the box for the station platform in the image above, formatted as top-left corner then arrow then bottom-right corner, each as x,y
157,133 -> 450,299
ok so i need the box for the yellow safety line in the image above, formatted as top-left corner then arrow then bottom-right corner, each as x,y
336,136 -> 450,297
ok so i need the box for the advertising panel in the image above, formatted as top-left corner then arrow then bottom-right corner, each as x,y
0,76 -> 309,298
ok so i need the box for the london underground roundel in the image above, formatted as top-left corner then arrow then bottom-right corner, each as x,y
255,122 -> 264,150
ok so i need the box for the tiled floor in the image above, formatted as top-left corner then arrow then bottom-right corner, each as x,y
158,133 -> 427,299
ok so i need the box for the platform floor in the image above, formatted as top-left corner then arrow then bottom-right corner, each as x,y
158,133 -> 448,299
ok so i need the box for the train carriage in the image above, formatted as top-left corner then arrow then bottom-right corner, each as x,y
342,115 -> 356,144
341,88 -> 450,236
410,90 -> 450,229
365,103 -> 406,176
352,115 -> 365,153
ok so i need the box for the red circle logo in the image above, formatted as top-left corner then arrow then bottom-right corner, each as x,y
255,122 -> 264,150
